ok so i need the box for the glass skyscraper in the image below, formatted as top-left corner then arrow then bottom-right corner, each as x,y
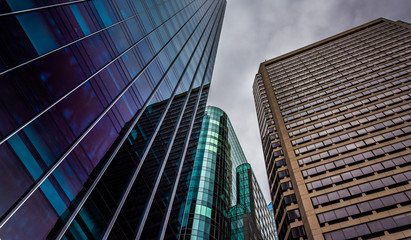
0,0 -> 226,239
253,18 -> 411,240
180,106 -> 276,240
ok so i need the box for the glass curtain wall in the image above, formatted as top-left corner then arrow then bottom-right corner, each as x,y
180,106 -> 276,240
0,0 -> 226,239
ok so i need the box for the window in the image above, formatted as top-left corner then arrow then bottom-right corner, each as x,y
284,194 -> 297,205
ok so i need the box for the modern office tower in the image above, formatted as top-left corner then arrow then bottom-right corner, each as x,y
0,0 -> 226,239
253,18 -> 411,240
180,106 -> 276,240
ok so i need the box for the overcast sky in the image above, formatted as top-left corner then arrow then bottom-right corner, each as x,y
207,0 -> 411,203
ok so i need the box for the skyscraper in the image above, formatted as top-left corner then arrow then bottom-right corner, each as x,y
180,106 -> 276,240
253,18 -> 411,239
0,0 -> 226,239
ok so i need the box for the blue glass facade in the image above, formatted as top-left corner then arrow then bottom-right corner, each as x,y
0,0 -> 226,239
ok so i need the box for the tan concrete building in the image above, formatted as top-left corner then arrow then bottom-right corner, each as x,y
253,18 -> 411,240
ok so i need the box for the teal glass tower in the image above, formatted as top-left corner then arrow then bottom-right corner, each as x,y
0,0 -> 226,239
180,106 -> 276,240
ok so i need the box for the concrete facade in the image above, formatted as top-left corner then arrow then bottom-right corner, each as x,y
253,18 -> 411,240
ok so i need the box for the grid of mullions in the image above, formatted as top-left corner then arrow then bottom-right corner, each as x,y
255,19 -> 411,240
252,74 -> 285,239
181,107 -> 234,240
267,21 -> 410,91
290,105 -> 411,145
253,74 -> 273,137
317,189 -> 411,226
282,72 -> 411,129
282,73 -> 411,123
181,106 -> 276,240
323,212 -> 411,240
0,0 -> 225,239
298,21 -> 409,238
310,169 -> 411,208
228,205 -> 247,240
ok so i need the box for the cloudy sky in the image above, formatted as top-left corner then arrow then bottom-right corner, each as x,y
207,0 -> 411,203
